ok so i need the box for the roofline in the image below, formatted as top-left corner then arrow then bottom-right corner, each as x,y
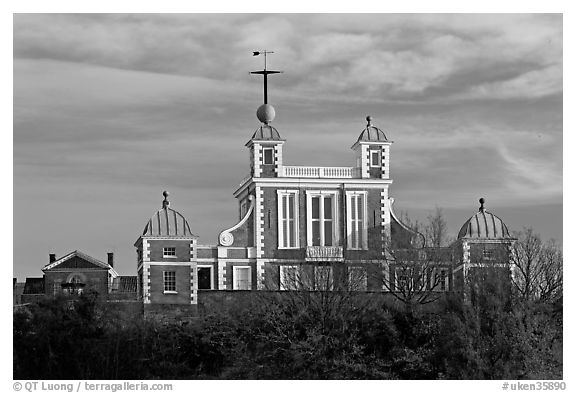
42,250 -> 112,272
351,140 -> 393,150
389,198 -> 426,247
245,139 -> 286,147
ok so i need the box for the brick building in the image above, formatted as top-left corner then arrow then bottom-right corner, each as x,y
14,250 -> 137,305
135,100 -> 515,318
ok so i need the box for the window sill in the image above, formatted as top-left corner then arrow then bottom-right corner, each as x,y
163,255 -> 177,258
163,290 -> 178,295
278,247 -> 300,250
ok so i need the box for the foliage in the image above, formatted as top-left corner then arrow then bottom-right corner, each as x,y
14,287 -> 562,380
511,228 -> 563,302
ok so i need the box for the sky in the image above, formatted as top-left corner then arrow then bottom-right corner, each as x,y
13,13 -> 563,280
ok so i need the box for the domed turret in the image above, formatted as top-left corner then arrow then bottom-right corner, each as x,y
356,116 -> 389,143
142,191 -> 194,237
457,198 -> 511,239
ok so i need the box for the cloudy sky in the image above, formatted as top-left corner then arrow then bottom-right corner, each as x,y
13,14 -> 562,279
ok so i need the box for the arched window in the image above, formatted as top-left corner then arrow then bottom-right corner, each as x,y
61,274 -> 85,295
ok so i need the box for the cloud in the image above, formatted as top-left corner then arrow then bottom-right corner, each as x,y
12,14 -> 563,280
14,14 -> 562,102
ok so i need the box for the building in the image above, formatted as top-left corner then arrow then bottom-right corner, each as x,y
14,250 -> 137,305
134,100 -> 515,317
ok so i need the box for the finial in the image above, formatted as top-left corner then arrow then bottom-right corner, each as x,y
479,197 -> 485,212
366,115 -> 372,126
163,190 -> 170,209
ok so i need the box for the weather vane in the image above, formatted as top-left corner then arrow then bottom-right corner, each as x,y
251,50 -> 283,104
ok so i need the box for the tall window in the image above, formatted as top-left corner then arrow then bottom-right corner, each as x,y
346,192 -> 367,249
370,150 -> 381,167
395,267 -> 413,292
263,148 -> 274,164
163,271 -> 176,292
278,190 -> 299,248
433,268 -> 449,291
307,191 -> 338,247
280,265 -> 300,290
240,199 -> 248,219
163,247 -> 176,257
233,266 -> 251,290
315,266 -> 334,291
348,266 -> 368,291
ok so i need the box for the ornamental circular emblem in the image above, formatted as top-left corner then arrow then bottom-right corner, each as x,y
219,231 -> 234,246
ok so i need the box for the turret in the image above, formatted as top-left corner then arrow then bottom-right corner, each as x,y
351,116 -> 392,179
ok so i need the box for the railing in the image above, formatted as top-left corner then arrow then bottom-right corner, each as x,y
282,166 -> 361,178
305,246 -> 344,261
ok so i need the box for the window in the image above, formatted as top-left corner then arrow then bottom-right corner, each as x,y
482,250 -> 493,260
348,266 -> 367,291
315,266 -> 334,291
233,266 -> 251,290
307,191 -> 338,247
278,190 -> 299,248
346,191 -> 368,249
395,267 -> 413,292
163,247 -> 176,257
240,199 -> 248,219
280,266 -> 300,290
163,271 -> 176,293
62,274 -> 85,295
263,148 -> 274,164
433,268 -> 449,291
370,150 -> 381,167
198,266 -> 213,290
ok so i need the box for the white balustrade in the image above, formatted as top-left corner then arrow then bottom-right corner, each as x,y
281,166 -> 360,178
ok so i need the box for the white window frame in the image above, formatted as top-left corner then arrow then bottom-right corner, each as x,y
163,247 -> 176,258
306,190 -> 339,247
482,249 -> 494,260
263,147 -> 274,165
277,190 -> 300,249
197,265 -> 214,290
163,271 -> 177,293
395,267 -> 414,292
279,265 -> 300,290
346,191 -> 368,250
233,266 -> 252,290
431,268 -> 449,292
314,266 -> 334,291
370,149 -> 381,167
348,266 -> 368,291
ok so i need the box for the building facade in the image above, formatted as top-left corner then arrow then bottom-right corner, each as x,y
134,100 -> 516,318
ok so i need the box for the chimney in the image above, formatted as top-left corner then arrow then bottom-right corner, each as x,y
107,252 -> 114,268
49,253 -> 56,263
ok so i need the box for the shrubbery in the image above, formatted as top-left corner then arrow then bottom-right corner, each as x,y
13,288 -> 562,379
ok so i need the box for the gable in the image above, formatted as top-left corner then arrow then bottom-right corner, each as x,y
50,255 -> 107,270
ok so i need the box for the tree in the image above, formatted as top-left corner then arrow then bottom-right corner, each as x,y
510,228 -> 563,302
425,206 -> 449,247
380,247 -> 451,311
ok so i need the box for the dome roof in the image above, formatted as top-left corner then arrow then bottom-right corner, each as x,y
142,192 -> 195,237
357,116 -> 388,143
457,199 -> 511,239
251,124 -> 282,141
